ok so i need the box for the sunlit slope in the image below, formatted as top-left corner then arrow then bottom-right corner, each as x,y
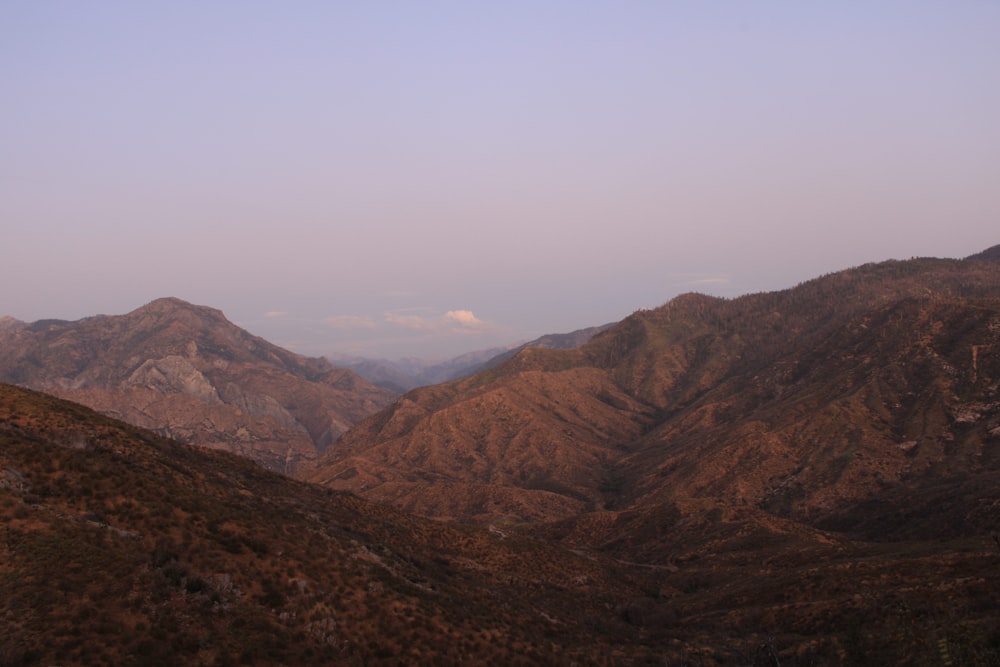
310,250 -> 1000,530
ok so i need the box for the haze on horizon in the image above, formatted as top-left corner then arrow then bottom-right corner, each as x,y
3,2 -> 998,360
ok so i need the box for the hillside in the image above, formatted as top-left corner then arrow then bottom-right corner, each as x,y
0,383 -> 675,665
0,298 -> 396,474
308,250 -> 1000,534
4,383 -> 1000,664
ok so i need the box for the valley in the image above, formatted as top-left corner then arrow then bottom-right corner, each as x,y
2,247 -> 1000,664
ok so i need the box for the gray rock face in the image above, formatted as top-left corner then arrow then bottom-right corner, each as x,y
217,382 -> 301,431
124,356 -> 221,403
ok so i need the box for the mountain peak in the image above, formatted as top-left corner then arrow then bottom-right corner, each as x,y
130,296 -> 228,322
143,295 -> 198,308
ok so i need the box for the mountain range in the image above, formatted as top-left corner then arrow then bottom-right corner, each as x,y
3,246 -> 1000,663
329,322 -> 614,393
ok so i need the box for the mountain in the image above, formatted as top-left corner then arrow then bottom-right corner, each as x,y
332,324 -> 612,392
0,298 -> 396,474
307,249 -> 1000,534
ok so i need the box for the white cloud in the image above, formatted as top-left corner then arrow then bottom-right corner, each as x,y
264,310 -> 288,318
385,309 -> 490,333
444,309 -> 484,327
324,315 -> 377,329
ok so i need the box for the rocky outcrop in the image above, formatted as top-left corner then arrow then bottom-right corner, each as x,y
124,356 -> 221,402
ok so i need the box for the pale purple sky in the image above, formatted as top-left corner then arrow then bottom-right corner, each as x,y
3,2 -> 998,359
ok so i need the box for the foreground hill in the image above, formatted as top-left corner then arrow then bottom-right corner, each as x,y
0,298 -> 396,474
4,383 -> 1000,664
0,383 -> 671,665
308,250 -> 1000,536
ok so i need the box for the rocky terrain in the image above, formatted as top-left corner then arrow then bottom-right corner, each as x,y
0,298 -> 396,474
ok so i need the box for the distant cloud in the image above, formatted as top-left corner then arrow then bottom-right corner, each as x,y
324,315 -> 377,329
444,309 -> 484,328
385,308 -> 491,333
264,310 -> 288,318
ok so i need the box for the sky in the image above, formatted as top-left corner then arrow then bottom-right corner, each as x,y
3,2 -> 999,359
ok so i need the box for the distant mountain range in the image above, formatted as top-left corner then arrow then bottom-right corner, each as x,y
0,297 -> 396,474
327,347 -> 514,394
328,323 -> 614,392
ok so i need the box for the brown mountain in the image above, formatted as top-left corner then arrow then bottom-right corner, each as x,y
0,298 -> 396,474
307,249 -> 1000,539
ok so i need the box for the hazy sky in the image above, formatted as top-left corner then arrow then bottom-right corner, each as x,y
3,2 -> 998,359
